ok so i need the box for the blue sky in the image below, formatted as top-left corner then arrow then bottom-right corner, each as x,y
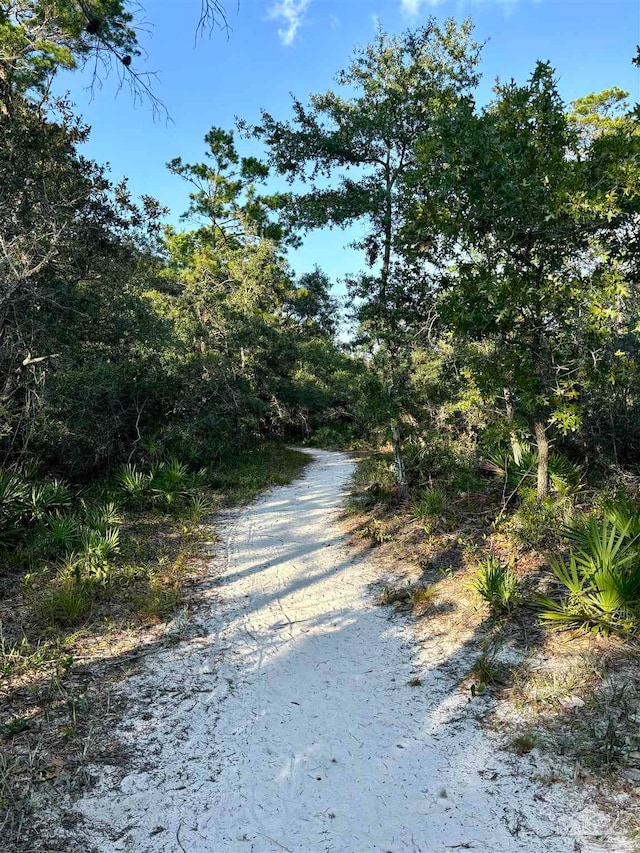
58,0 -> 639,285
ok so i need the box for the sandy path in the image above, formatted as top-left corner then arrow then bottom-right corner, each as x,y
75,449 -> 627,852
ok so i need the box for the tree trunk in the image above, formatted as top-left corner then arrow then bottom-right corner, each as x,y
391,420 -> 409,500
534,419 -> 549,502
503,387 -> 522,465
380,160 -> 409,497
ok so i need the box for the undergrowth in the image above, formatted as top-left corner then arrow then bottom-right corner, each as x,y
0,441 -> 310,850
349,431 -> 640,785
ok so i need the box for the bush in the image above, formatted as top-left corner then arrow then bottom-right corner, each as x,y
538,506 -> 640,636
413,487 -> 446,520
485,442 -> 582,497
402,437 -> 457,488
309,424 -> 357,448
503,492 -> 570,550
471,555 -> 521,613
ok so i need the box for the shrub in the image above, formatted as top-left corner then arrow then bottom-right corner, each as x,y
351,454 -> 396,492
412,487 -> 445,520
361,519 -> 392,545
402,437 -> 457,488
116,458 -> 206,511
538,509 -> 640,636
24,480 -> 72,521
116,463 -> 152,506
150,456 -> 192,506
471,555 -> 521,613
449,464 -> 484,493
485,442 -> 582,497
504,492 -> 569,550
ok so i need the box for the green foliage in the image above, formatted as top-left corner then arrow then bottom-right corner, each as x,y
504,493 -> 569,550
1,8 -> 640,672
24,480 -> 72,520
0,0 -> 140,107
413,487 -> 446,520
486,443 -> 582,496
45,512 -> 81,553
117,464 -> 151,506
471,555 -> 521,613
252,20 -> 482,494
36,576 -> 94,627
361,519 -> 393,545
539,507 -> 640,635
116,458 -> 208,512
206,444 -> 311,505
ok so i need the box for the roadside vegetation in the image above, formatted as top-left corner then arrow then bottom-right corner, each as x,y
349,442 -> 640,799
1,1 -> 639,847
0,444 -> 310,848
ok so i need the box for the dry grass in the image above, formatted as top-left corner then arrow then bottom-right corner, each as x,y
345,452 -> 640,817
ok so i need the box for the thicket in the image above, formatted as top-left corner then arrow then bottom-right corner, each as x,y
1,6 -> 640,639
0,3 -> 369,662
247,20 -> 640,638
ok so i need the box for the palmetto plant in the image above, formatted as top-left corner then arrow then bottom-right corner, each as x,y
0,472 -> 74,549
79,526 -> 120,562
116,463 -> 152,505
24,480 -> 72,521
485,443 -> 582,495
117,459 -> 200,509
82,501 -> 123,533
188,493 -> 216,523
0,472 -> 29,547
538,509 -> 640,635
412,487 -> 446,521
150,457 -> 191,504
46,512 -> 81,553
471,555 -> 521,614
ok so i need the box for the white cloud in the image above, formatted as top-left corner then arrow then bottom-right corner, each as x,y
268,0 -> 310,46
400,0 -> 445,15
401,0 -> 520,14
329,13 -> 340,29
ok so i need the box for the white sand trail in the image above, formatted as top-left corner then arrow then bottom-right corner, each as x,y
75,449 -> 628,852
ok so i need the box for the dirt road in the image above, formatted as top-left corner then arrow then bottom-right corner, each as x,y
75,449 -> 628,852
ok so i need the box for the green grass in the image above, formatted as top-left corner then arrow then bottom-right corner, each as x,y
208,444 -> 312,505
469,643 -> 512,694
2,442 -> 311,650
413,487 -> 446,521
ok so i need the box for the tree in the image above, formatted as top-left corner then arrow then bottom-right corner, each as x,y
283,267 -> 339,339
161,127 -> 358,453
0,93 -> 169,470
0,1 -> 229,115
167,126 -> 295,250
412,63 -> 638,499
248,19 -> 481,496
